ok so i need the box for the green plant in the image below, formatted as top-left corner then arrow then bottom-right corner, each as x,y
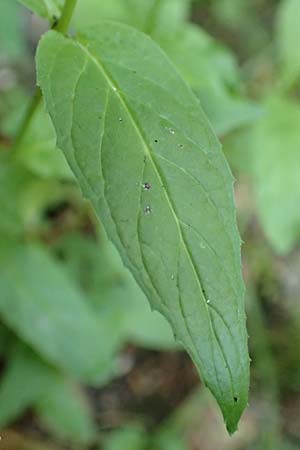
5,0 -> 300,449
3,0 -> 300,448
0,0 -> 251,437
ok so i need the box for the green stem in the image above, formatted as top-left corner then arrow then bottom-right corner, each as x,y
54,0 -> 78,34
11,0 -> 78,157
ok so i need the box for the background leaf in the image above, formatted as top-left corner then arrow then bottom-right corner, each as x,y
37,23 -> 249,432
36,378 -> 96,444
0,157 -> 32,237
0,240 -> 115,383
73,0 -> 190,37
18,0 -> 64,21
277,0 -> 300,85
157,24 -> 261,135
251,96 -> 300,254
55,232 -> 177,350
0,343 -> 60,427
16,106 -> 73,179
0,0 -> 26,59
101,425 -> 148,450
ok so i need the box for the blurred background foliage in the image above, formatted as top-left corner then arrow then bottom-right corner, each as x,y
1,0 -> 300,449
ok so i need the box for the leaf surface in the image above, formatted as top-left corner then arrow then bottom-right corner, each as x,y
277,0 -> 300,84
17,106 -> 72,179
55,232 -> 177,350
0,343 -> 95,443
157,24 -> 261,135
73,0 -> 189,37
0,241 -> 113,383
102,425 -> 148,450
251,96 -> 300,253
37,23 -> 249,432
0,0 -> 26,58
0,343 -> 57,427
18,0 -> 63,21
36,378 -> 95,444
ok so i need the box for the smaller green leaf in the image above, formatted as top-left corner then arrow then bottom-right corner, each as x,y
55,233 -> 177,350
73,0 -> 125,28
0,156 -> 32,237
277,0 -> 300,84
18,0 -> 63,21
199,90 -> 262,136
16,106 -> 73,179
0,241 -> 114,382
36,380 -> 95,444
0,343 -> 59,426
154,428 -> 189,450
158,24 -> 260,135
0,0 -> 26,58
0,156 -> 72,238
126,0 -> 190,37
251,96 -> 300,253
102,425 -> 148,450
158,24 -> 238,92
73,0 -> 189,37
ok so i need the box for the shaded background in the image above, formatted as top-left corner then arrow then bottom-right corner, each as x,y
1,0 -> 300,449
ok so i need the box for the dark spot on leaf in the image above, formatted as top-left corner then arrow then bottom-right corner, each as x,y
234,397 -> 238,403
154,139 -> 158,143
142,182 -> 151,191
144,205 -> 151,214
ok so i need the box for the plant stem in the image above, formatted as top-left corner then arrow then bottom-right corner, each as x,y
11,0 -> 78,157
54,0 -> 78,34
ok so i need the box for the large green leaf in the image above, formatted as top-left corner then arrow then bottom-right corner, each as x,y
37,23 -> 249,432
251,96 -> 300,254
0,241 -> 114,383
18,0 -> 64,21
